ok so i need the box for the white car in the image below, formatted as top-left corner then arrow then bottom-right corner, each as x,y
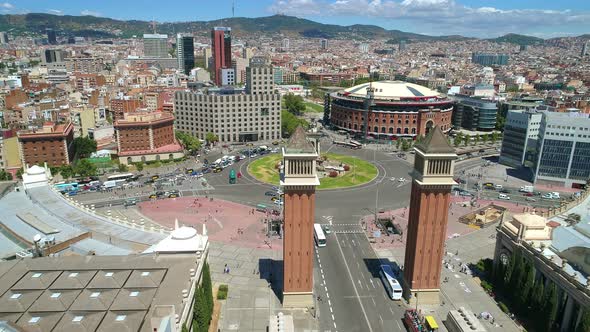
398,178 -> 406,182
274,200 -> 284,206
498,194 -> 510,200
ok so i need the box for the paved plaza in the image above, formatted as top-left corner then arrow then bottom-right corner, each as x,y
207,242 -> 318,332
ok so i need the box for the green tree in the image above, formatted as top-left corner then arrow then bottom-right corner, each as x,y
283,93 -> 306,115
74,159 -> 97,177
454,133 -> 463,147
509,252 -> 524,302
281,110 -> 309,137
59,165 -> 74,179
202,262 -> 214,321
193,287 -> 208,332
205,132 -> 219,145
517,260 -> 535,315
576,308 -> 590,332
504,251 -> 517,291
73,136 -> 97,158
531,278 -> 545,321
181,324 -> 189,332
401,139 -> 410,151
0,169 -> 12,181
491,132 -> 500,144
542,282 -> 559,332
463,135 -> 470,147
396,138 -> 401,149
16,168 -> 24,179
474,134 -> 480,146
118,163 -> 129,172
175,131 -> 202,154
496,114 -> 506,131
135,162 -> 144,172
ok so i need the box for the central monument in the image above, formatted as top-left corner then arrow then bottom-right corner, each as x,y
280,126 -> 320,307
402,126 -> 457,306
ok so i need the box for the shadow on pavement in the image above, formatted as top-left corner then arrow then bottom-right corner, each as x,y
258,258 -> 283,301
363,258 -> 403,279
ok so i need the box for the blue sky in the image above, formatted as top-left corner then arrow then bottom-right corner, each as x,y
2,0 -> 589,37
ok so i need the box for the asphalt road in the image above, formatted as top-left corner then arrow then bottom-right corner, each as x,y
72,139 -> 492,332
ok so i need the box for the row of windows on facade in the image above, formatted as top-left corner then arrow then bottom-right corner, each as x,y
546,124 -> 590,131
182,132 -> 280,141
334,113 -> 450,123
544,132 -> 590,139
178,126 -> 279,132
175,118 -> 279,125
334,123 -> 421,134
175,94 -> 280,102
175,111 -> 278,118
175,102 -> 279,107
177,121 -> 279,127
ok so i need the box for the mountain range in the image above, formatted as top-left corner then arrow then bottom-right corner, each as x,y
0,13 -> 581,45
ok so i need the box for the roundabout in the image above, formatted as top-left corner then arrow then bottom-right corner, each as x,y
247,152 -> 378,190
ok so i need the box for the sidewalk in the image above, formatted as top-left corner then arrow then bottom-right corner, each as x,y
377,225 -> 521,332
208,242 -> 318,332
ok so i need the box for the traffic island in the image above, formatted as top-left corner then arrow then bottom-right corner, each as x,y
247,153 -> 378,190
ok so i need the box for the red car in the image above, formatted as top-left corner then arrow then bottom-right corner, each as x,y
523,192 -> 534,197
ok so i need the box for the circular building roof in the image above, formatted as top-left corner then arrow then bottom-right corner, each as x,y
27,165 -> 45,175
342,80 -> 441,100
171,226 -> 197,240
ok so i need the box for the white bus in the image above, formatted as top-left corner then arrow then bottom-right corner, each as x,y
313,223 -> 327,247
380,264 -> 403,300
107,173 -> 134,182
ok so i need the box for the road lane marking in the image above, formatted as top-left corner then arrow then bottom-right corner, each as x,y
369,279 -> 375,288
335,234 -> 374,332
357,279 -> 363,289
372,298 -> 376,307
396,321 -> 402,330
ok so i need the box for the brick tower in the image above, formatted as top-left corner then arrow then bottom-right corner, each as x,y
281,126 -> 319,307
402,126 -> 457,305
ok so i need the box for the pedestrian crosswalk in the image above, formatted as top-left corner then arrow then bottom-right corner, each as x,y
334,229 -> 365,234
322,215 -> 333,225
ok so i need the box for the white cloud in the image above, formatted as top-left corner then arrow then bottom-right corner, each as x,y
81,9 -> 101,17
0,2 -> 13,9
47,9 -> 63,15
268,0 -> 590,36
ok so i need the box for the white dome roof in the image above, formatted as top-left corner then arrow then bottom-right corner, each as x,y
171,226 -> 197,240
342,80 -> 441,100
27,165 -> 45,175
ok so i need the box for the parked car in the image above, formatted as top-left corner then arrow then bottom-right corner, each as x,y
498,193 -> 511,200
499,189 -> 510,194
542,193 -> 554,199
265,191 -> 276,196
459,191 -> 473,197
523,192 -> 534,197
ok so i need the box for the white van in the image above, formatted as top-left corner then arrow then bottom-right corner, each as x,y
551,192 -> 560,199
498,193 -> 510,200
495,184 -> 503,190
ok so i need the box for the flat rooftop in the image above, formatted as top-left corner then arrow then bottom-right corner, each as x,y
0,254 -> 200,332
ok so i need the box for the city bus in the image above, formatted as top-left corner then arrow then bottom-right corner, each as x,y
380,264 -> 403,300
350,140 -> 363,148
313,223 -> 327,247
107,173 -> 134,182
333,140 -> 362,150
54,182 -> 79,193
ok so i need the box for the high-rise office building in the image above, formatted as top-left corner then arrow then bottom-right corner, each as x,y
320,39 -> 328,50
143,34 -> 169,58
281,38 -> 290,51
176,34 -> 195,75
246,56 -> 273,95
0,32 -> 8,44
211,27 -> 232,86
399,40 -> 407,51
582,41 -> 589,57
42,49 -> 66,64
46,28 -> 57,45
471,52 -> 509,66
359,43 -> 369,53
203,48 -> 211,69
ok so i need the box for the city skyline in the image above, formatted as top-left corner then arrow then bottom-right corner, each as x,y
0,0 -> 589,38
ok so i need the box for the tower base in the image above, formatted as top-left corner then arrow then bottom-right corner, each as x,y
404,288 -> 440,306
282,291 -> 313,308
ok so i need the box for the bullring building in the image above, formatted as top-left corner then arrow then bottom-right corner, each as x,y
174,59 -> 281,143
328,81 -> 453,138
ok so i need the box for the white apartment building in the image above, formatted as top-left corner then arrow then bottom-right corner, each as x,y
175,60 -> 281,143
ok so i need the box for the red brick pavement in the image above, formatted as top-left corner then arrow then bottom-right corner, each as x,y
138,197 -> 281,250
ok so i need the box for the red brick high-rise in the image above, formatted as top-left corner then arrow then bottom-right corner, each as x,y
211,27 -> 232,86
281,126 -> 319,307
403,126 -> 457,305
17,122 -> 75,167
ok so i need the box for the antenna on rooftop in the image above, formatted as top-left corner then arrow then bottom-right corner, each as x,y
152,17 -> 157,34
232,0 -> 235,18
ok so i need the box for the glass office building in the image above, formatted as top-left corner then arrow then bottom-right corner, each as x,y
471,53 -> 509,66
451,95 -> 498,131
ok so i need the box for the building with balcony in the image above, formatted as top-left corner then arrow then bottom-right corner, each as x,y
114,112 -> 184,165
329,81 -> 453,139
17,122 -> 74,167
